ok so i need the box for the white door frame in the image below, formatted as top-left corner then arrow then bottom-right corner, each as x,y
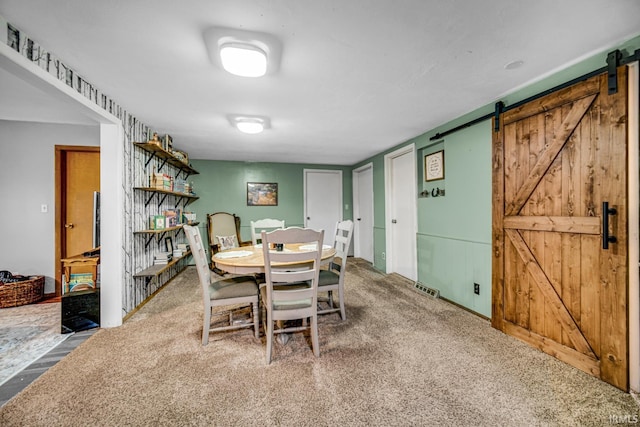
0,43 -> 124,328
303,168 -> 343,239
353,162 -> 374,261
384,144 -> 417,278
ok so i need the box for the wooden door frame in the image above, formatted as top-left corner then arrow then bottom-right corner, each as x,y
54,145 -> 100,296
628,61 -> 640,392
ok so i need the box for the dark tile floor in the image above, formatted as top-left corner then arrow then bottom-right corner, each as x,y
0,328 -> 96,407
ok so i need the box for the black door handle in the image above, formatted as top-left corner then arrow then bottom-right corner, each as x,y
602,201 -> 617,249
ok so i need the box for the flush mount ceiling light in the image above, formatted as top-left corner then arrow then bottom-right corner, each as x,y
228,115 -> 271,134
204,26 -> 282,77
220,43 -> 267,77
504,60 -> 525,70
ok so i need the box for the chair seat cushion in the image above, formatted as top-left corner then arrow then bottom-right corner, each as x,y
318,270 -> 340,287
210,276 -> 258,300
260,282 -> 312,310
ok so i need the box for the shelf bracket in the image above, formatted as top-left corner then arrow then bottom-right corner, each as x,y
157,193 -> 168,207
144,192 -> 155,207
144,152 -> 158,169
144,235 -> 154,248
175,196 -> 185,208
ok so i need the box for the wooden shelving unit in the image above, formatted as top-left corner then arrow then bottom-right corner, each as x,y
132,139 -> 199,294
134,142 -> 199,176
133,222 -> 200,248
133,250 -> 192,278
133,187 -> 199,208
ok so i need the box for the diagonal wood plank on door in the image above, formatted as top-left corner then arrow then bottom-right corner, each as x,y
505,94 -> 597,216
505,229 -> 595,358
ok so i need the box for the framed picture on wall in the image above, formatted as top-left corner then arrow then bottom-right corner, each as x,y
164,236 -> 173,253
247,182 -> 278,206
425,150 -> 445,181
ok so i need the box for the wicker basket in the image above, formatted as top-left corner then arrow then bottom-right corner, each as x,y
0,275 -> 45,308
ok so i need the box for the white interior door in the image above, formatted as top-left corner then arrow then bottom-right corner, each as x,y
304,169 -> 342,246
353,163 -> 374,262
385,145 -> 417,281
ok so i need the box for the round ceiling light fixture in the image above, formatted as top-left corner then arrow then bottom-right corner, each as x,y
229,115 -> 270,134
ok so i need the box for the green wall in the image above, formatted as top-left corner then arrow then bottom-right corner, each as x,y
187,35 -> 640,319
352,34 -> 640,318
188,160 -> 352,246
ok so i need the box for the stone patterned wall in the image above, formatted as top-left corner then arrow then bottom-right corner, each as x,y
3,21 -> 187,317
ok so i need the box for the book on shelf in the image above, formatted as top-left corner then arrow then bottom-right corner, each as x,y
154,251 -> 173,265
153,215 -> 165,230
66,273 -> 95,293
164,209 -> 178,228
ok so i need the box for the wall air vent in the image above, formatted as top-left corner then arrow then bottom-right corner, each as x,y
414,282 -> 440,298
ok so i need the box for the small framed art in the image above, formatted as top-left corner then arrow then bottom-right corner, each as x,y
164,237 -> 173,253
425,150 -> 445,181
247,182 -> 278,206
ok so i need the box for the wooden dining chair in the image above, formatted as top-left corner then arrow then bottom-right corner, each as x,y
184,225 -> 260,345
317,220 -> 354,320
260,227 -> 324,364
250,218 -> 285,245
207,212 -> 251,272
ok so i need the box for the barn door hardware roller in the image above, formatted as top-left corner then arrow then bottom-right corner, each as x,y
606,49 -> 622,94
602,201 -> 617,250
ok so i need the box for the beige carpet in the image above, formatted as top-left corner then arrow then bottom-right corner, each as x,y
0,260 -> 638,426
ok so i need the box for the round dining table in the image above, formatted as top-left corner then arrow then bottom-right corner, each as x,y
213,243 -> 336,345
212,243 -> 336,274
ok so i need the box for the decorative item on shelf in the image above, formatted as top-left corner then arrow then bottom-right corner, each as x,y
164,210 -> 179,228
149,132 -> 161,147
162,134 -> 173,152
164,237 -> 174,253
153,215 -> 165,230
183,211 -> 196,224
172,150 -> 189,164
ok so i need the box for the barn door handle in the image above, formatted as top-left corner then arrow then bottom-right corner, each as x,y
602,201 -> 617,249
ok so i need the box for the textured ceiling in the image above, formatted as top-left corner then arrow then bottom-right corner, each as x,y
1,0 -> 639,164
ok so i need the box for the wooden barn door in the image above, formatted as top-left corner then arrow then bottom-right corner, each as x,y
492,68 -> 628,390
